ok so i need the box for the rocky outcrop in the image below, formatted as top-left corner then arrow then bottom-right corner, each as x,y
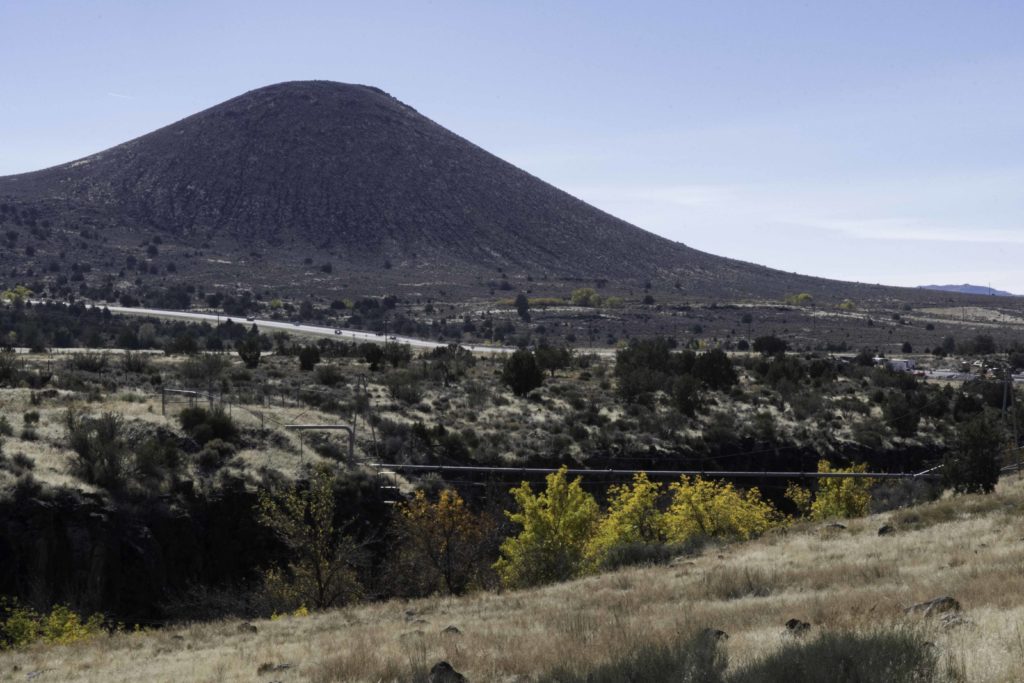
0,482 -> 275,621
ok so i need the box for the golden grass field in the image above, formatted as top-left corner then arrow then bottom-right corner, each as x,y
2,474 -> 1023,682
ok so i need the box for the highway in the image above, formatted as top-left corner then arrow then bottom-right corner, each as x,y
78,303 -> 517,355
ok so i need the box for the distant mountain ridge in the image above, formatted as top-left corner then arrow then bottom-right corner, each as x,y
918,284 -> 1016,297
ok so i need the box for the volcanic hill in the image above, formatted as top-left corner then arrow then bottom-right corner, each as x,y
0,81 -> 969,302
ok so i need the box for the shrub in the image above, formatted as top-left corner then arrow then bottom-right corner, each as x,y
728,629 -> 937,683
0,599 -> 106,650
236,334 -> 262,369
495,466 -> 600,588
540,631 -> 726,683
257,465 -> 364,610
178,354 -> 230,383
298,345 -> 321,371
0,416 -> 12,436
197,438 -> 236,471
69,353 -> 108,373
586,473 -> 667,568
693,348 -> 737,390
314,364 -> 345,387
0,350 -> 21,385
570,287 -> 601,307
64,410 -> 132,490
384,370 -> 424,405
386,489 -> 496,596
121,351 -> 151,374
178,406 -> 239,445
753,335 -> 788,355
787,460 -> 875,520
664,476 -> 784,542
944,413 -> 1004,494
501,349 -> 544,396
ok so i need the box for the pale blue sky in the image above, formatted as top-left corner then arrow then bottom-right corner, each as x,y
2,1 -> 1022,291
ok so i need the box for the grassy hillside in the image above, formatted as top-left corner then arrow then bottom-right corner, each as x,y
1,476 -> 1022,681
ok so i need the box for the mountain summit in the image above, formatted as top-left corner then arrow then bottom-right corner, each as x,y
0,81 -> 912,300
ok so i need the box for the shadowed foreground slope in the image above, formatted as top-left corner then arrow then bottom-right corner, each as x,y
3,477 -> 1022,682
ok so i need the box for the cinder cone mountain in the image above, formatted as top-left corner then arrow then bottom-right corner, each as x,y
0,81 -> 949,301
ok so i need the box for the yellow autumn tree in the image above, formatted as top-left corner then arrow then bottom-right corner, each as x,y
585,473 -> 667,568
256,465 -> 363,610
664,476 -> 784,542
788,460 -> 874,520
494,466 -> 600,588
389,489 -> 495,595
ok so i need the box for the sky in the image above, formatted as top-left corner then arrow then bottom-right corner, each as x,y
2,1 -> 1022,292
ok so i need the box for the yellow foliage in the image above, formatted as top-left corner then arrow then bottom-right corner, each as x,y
0,285 -> 32,303
784,482 -> 813,516
270,605 -> 309,621
585,473 -> 666,568
837,299 -> 856,310
392,489 -> 494,595
784,292 -> 814,306
664,476 -> 784,542
0,599 -> 106,650
494,466 -> 600,588
570,288 -> 602,307
806,460 -> 874,520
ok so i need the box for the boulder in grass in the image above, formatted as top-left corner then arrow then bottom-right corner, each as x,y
429,661 -> 467,683
785,618 -> 811,635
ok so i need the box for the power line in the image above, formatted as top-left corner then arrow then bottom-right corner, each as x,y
369,462 -> 940,480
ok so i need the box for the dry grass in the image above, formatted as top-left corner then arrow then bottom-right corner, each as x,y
3,477 -> 1024,681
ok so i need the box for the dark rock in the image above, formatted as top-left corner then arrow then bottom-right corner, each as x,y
877,524 -> 896,536
823,522 -> 846,530
785,619 -> 811,635
441,625 -> 462,636
429,661 -> 467,683
257,662 -> 293,675
699,628 -> 729,641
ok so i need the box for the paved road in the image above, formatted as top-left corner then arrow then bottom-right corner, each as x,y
80,303 -> 517,355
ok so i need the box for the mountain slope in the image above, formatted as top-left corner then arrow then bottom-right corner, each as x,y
2,476 -> 1021,681
0,81 -> 979,302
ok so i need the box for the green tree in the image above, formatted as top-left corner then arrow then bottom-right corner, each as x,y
671,375 -> 703,416
535,343 -> 572,377
501,349 -> 545,396
298,344 -> 321,371
883,392 -> 921,438
692,349 -> 737,390
236,326 -> 262,368
514,293 -> 530,321
753,335 -> 788,356
256,466 -> 363,610
494,466 -> 600,588
944,414 -> 1004,494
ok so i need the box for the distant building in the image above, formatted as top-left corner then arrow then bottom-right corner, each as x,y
886,358 -> 916,372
